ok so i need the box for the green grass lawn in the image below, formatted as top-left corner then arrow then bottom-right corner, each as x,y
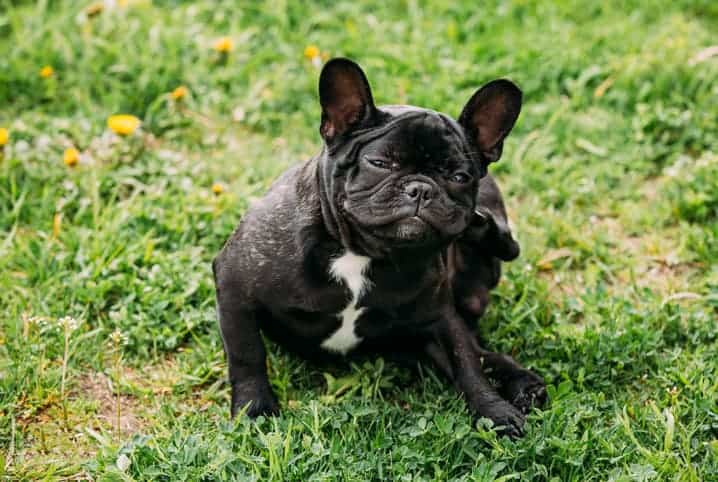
2,0 -> 718,480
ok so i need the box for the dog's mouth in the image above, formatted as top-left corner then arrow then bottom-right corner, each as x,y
341,198 -> 467,249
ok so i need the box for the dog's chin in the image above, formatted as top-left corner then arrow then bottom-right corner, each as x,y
372,216 -> 442,248
394,216 -> 433,241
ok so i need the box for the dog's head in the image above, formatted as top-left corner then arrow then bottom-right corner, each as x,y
317,58 -> 521,258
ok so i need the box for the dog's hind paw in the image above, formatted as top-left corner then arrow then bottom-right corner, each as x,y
503,372 -> 548,414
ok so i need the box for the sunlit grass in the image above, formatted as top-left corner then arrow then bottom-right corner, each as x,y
1,0 -> 717,479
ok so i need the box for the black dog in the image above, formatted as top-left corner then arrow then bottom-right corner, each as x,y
213,58 -> 546,436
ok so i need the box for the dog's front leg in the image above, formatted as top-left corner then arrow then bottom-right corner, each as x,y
430,309 -> 525,437
217,292 -> 278,418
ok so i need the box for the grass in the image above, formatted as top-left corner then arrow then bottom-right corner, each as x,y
1,0 -> 717,480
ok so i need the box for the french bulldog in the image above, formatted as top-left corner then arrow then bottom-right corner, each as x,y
213,58 -> 546,437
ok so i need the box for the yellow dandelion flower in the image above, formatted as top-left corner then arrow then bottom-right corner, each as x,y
0,127 -> 8,146
40,65 -> 54,78
171,85 -> 188,100
63,147 -> 80,167
304,45 -> 320,60
107,114 -> 141,136
85,1 -> 104,16
211,182 -> 225,195
213,37 -> 234,53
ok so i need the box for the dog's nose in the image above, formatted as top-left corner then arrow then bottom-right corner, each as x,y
404,181 -> 435,202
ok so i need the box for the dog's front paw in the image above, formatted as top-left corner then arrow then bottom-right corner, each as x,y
502,371 -> 547,414
475,397 -> 526,438
231,380 -> 280,418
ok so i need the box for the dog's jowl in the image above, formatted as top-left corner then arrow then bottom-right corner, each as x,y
213,58 -> 546,437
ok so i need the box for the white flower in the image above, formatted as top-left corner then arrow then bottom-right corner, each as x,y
35,135 -> 52,151
116,453 -> 131,472
232,106 -> 246,122
14,140 -> 30,154
58,316 -> 80,332
109,329 -> 129,347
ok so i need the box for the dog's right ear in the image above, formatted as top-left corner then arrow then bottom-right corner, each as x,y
319,58 -> 376,143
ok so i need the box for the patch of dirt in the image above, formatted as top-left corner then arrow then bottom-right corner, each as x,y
9,357 -> 189,476
625,257 -> 700,295
597,216 -> 698,294
536,213 -> 699,309
75,371 -> 144,435
638,175 -> 663,202
9,370 -> 146,477
73,355 -> 190,433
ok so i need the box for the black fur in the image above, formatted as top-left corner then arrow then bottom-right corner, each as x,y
213,58 -> 546,437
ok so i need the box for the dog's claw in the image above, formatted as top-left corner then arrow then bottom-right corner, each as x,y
233,396 -> 280,419
503,373 -> 548,414
475,397 -> 526,438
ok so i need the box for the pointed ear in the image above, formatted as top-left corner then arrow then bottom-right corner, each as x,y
319,58 -> 376,142
458,79 -> 522,163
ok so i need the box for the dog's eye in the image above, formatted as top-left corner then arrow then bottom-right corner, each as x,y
365,156 -> 390,169
450,172 -> 472,184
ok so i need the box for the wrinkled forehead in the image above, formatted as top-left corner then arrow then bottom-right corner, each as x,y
366,110 -> 470,162
329,108 -> 474,169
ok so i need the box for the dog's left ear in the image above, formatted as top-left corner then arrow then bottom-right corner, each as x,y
459,79 -> 522,163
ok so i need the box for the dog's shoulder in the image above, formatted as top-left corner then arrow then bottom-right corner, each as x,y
213,159 -> 324,280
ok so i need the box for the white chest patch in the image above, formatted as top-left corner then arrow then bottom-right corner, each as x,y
320,251 -> 372,354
